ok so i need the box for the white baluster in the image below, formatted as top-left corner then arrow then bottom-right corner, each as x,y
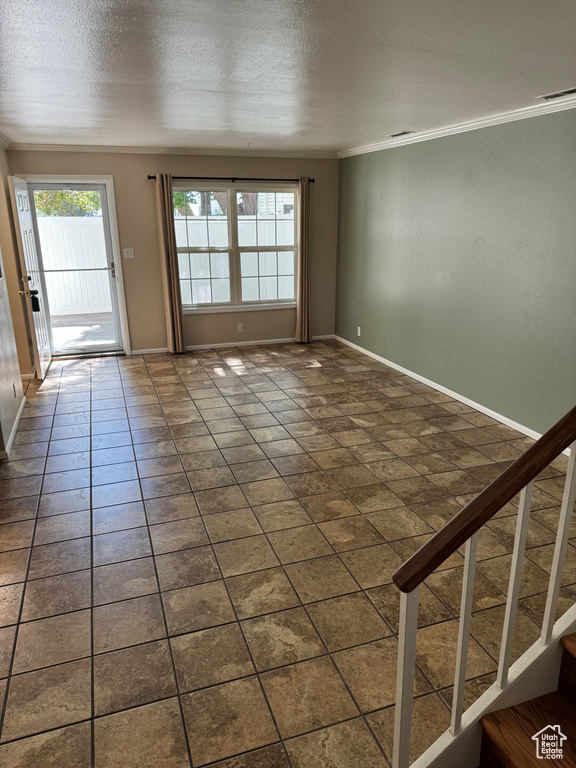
541,441 -> 576,644
393,587 -> 420,768
497,481 -> 534,689
451,531 -> 479,735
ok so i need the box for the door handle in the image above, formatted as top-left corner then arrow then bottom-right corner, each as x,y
18,290 -> 29,296
30,290 -> 39,296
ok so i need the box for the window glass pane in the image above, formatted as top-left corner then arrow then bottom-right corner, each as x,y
174,218 -> 188,247
276,220 -> 295,246
187,218 -> 208,247
207,192 -> 228,247
278,193 -> 295,216
173,191 -> 185,218
237,192 -> 257,216
178,253 -> 190,279
237,193 -> 257,246
257,220 -> 276,246
196,191 -> 212,217
210,192 -> 227,216
240,252 -> 258,277
180,280 -> 192,305
208,219 -> 228,247
210,253 -> 229,279
277,251 -> 295,275
173,191 -> 192,248
184,190 -> 206,247
259,276 -> 277,300
211,279 -> 230,303
278,276 -> 295,300
257,192 -> 275,216
259,252 -> 277,276
190,253 -> 210,279
186,191 -> 199,215
238,217 -> 256,246
192,279 -> 212,304
242,277 -> 259,302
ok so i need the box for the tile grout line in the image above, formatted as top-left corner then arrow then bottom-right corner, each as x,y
189,349 -> 398,764
89,359 -> 96,768
154,355 -> 298,764
155,355 -> 302,766
0,341 -> 570,763
116,357 -> 197,768
0,365 -> 63,745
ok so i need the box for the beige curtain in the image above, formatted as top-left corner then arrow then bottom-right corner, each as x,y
295,176 -> 312,343
154,173 -> 185,353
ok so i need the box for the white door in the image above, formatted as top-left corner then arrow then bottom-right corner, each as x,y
8,176 -> 52,379
29,183 -> 124,356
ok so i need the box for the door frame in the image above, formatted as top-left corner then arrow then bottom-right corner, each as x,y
29,181 -> 123,356
8,176 -> 53,378
16,175 -> 132,355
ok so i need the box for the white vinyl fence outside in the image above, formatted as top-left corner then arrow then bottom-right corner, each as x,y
36,216 -> 113,315
173,217 -> 295,248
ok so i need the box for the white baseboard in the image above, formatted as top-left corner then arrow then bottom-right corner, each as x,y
0,395 -> 27,459
186,337 -> 296,351
134,336 -> 334,356
333,334 -> 560,450
186,335 -> 337,351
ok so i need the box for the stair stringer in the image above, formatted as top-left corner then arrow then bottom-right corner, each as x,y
409,605 -> 576,768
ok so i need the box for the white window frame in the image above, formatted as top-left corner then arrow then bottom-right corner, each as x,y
173,181 -> 299,314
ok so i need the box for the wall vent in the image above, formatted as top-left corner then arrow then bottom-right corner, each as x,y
536,87 -> 576,101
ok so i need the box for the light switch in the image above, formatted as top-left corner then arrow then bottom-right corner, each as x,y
123,248 -> 135,259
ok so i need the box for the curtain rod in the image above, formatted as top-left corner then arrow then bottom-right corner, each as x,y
147,175 -> 314,183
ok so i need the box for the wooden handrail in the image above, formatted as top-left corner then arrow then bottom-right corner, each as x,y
393,404 -> 576,593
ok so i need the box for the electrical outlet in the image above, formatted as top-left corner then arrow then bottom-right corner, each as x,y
237,323 -> 244,333
123,248 -> 135,259
357,326 -> 361,337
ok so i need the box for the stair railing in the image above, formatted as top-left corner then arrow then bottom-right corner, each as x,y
391,405 -> 576,768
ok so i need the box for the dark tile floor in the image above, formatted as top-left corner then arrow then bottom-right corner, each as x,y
0,340 -> 574,767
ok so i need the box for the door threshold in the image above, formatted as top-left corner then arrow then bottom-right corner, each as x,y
52,351 -> 126,361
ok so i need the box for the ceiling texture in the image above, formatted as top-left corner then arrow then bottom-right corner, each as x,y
1,0 -> 576,154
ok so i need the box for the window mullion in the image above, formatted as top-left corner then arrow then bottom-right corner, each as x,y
229,189 -> 240,305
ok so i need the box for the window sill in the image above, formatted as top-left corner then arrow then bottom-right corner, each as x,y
183,302 -> 297,315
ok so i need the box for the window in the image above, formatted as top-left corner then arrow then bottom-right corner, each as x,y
174,185 -> 297,310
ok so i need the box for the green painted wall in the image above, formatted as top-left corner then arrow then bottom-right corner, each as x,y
336,110 -> 576,434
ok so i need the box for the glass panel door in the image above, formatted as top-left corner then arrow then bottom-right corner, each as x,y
31,184 -> 123,355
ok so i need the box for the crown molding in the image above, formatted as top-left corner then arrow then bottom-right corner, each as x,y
6,142 -> 337,160
338,97 -> 576,159
6,95 -> 576,160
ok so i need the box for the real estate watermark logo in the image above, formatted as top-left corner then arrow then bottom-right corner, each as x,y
532,725 -> 567,759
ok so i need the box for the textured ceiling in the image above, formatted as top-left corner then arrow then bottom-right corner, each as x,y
1,0 -> 575,153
